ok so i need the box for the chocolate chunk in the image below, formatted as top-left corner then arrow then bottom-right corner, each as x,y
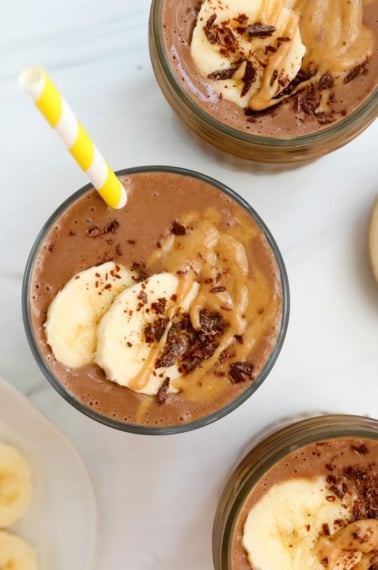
344,59 -> 369,84
343,465 -> 378,519
171,220 -> 187,235
155,317 -> 193,368
208,66 -> 239,80
87,220 -> 119,238
245,23 -> 276,37
156,378 -> 170,404
151,297 -> 167,315
241,60 -> 257,97
87,226 -> 102,238
204,14 -> 218,44
228,361 -> 254,383
319,73 -> 334,90
144,317 -> 169,344
155,309 -> 227,373
210,285 -> 226,293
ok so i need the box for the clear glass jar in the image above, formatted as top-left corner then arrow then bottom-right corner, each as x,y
22,165 -> 289,435
149,0 -> 378,164
212,413 -> 378,569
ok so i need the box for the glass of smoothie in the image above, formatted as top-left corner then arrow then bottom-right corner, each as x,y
22,166 -> 289,435
149,0 -> 378,163
213,413 -> 378,569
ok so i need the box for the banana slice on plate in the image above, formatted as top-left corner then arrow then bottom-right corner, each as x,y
368,196 -> 378,285
0,530 -> 37,570
0,442 -> 31,528
45,261 -> 136,368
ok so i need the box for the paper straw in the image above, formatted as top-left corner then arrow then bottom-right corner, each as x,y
18,65 -> 127,209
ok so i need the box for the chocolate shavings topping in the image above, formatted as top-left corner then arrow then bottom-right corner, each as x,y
155,309 -> 226,373
87,220 -> 120,238
228,361 -> 255,383
244,23 -> 276,38
156,378 -> 170,404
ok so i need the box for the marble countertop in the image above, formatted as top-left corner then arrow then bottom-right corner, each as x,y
1,1 -> 377,569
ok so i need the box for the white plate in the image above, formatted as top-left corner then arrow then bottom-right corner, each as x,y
0,376 -> 97,570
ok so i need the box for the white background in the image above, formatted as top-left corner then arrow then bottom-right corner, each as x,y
0,2 -> 377,569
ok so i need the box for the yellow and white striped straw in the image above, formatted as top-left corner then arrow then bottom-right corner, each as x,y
19,65 -> 127,209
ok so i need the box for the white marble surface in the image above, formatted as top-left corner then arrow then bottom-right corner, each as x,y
1,1 -> 377,569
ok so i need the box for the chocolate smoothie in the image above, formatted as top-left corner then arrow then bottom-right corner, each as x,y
25,168 -> 287,431
158,0 -> 378,138
231,436 -> 378,569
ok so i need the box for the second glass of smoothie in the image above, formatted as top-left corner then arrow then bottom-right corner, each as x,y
149,0 -> 378,163
213,414 -> 378,569
22,166 -> 289,434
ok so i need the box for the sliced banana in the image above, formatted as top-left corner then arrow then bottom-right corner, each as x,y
191,0 -> 306,110
95,273 -> 200,395
242,476 -> 354,570
0,530 -> 37,570
0,442 -> 31,528
368,196 -> 378,285
45,261 -> 135,368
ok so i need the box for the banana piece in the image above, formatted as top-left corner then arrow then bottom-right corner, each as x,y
0,530 -> 37,570
45,261 -> 136,368
242,476 -> 354,570
0,442 -> 31,528
191,0 -> 306,111
95,273 -> 200,395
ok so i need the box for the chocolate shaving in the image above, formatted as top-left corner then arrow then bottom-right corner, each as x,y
245,23 -> 276,38
319,73 -> 334,90
228,361 -> 254,383
343,465 -> 378,520
344,59 -> 369,84
151,297 -> 167,315
155,309 -> 226,373
241,60 -> 257,97
217,25 -> 237,49
144,317 -> 169,344
87,220 -> 119,238
171,220 -> 187,235
208,66 -> 238,80
210,285 -> 226,293
131,262 -> 149,282
156,378 -> 170,404
204,14 -> 218,44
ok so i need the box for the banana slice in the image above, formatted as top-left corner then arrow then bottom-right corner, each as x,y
45,261 -> 136,368
368,196 -> 378,285
0,530 -> 37,570
242,477 -> 354,570
191,0 -> 306,110
0,442 -> 31,528
95,273 -> 200,395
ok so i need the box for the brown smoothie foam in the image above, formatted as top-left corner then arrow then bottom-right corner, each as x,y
161,0 -> 378,138
28,170 -> 283,428
231,436 -> 378,569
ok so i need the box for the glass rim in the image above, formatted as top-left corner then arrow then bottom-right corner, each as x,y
22,164 -> 290,435
149,0 -> 378,149
212,413 -> 378,569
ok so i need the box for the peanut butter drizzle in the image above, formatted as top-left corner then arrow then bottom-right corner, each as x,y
296,0 -> 374,72
315,519 -> 378,569
134,207 -> 281,402
195,0 -> 374,111
257,0 -> 374,109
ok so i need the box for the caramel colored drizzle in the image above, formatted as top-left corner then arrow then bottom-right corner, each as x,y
144,207 -> 280,402
315,519 -> 378,569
